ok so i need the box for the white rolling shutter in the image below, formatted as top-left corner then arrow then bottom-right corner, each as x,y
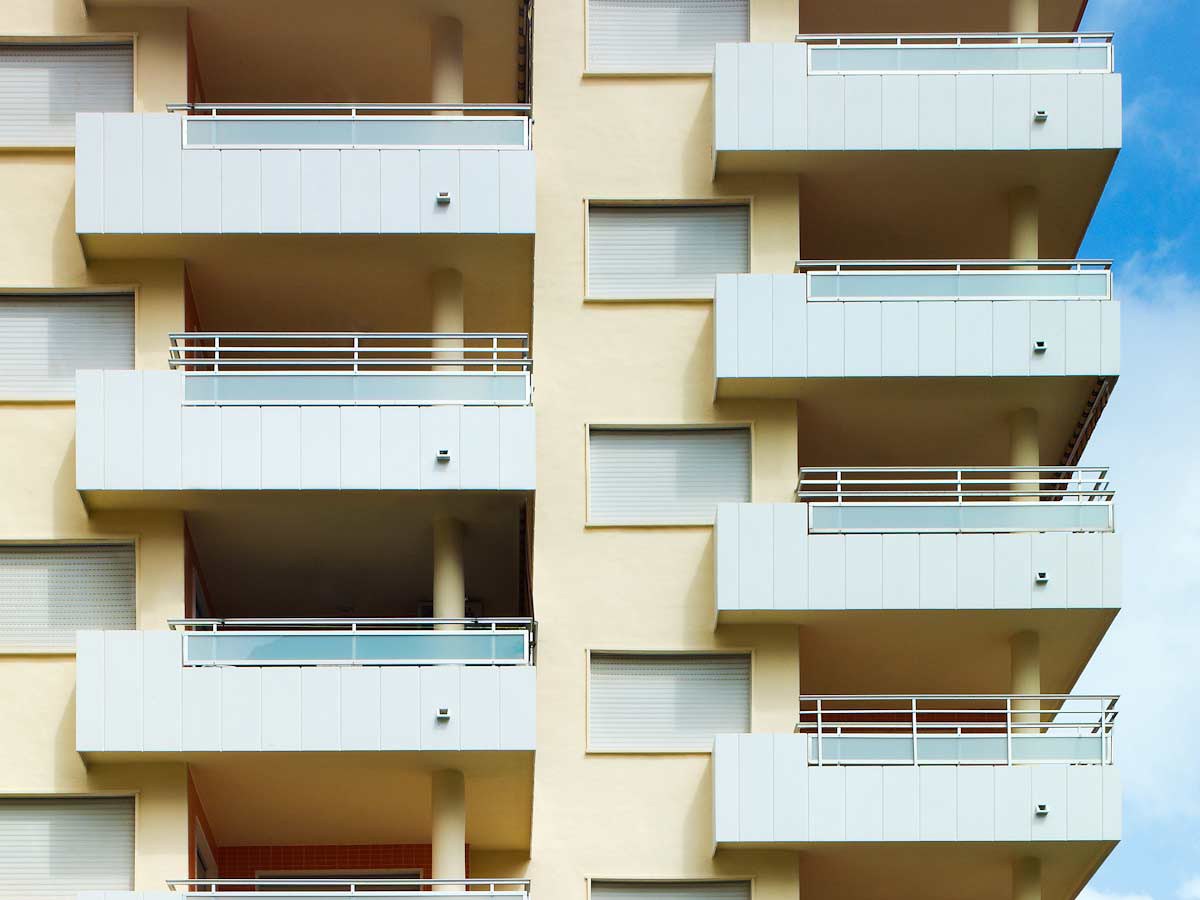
587,205 -> 749,299
589,652 -> 750,750
593,884 -> 751,900
588,427 -> 750,524
0,295 -> 134,399
0,797 -> 134,898
587,0 -> 749,73
0,43 -> 133,146
0,544 -> 136,651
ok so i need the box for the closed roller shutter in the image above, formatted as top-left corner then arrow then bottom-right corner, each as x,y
0,295 -> 134,399
593,884 -> 751,900
589,652 -> 750,750
0,43 -> 133,146
0,544 -> 135,651
587,0 -> 749,73
587,205 -> 749,300
588,427 -> 751,524
0,797 -> 134,898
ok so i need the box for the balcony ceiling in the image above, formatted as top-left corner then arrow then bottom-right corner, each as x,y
88,0 -> 525,103
797,0 -> 1088,34
185,491 -> 525,619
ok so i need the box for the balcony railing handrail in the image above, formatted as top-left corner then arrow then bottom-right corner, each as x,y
167,877 -> 531,892
794,32 -> 1114,45
167,102 -> 533,115
794,259 -> 1113,273
796,694 -> 1118,766
168,617 -> 534,631
167,332 -> 532,375
797,466 -> 1114,502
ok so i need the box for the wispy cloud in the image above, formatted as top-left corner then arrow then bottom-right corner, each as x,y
1079,889 -> 1154,900
1178,877 -> 1200,900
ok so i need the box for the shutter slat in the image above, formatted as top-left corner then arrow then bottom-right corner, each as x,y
0,798 -> 134,898
0,544 -> 135,651
0,295 -> 134,399
588,205 -> 749,299
589,653 -> 750,750
0,43 -> 133,146
587,0 -> 748,72
588,428 -> 751,524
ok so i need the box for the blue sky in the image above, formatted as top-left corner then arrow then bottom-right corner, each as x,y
1072,1 -> 1200,898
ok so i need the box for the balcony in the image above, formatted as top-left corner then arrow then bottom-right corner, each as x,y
76,618 -> 536,754
713,695 -> 1119,898
716,468 -> 1117,694
75,332 -> 535,503
713,35 -> 1121,257
714,262 -> 1118,465
148,879 -> 531,899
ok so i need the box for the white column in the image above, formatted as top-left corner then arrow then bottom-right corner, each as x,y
1010,0 -> 1039,33
1008,407 -> 1040,500
1012,857 -> 1042,900
432,268 -> 464,372
433,516 -> 466,625
1008,186 -> 1040,262
431,768 -> 466,889
1010,630 -> 1041,726
431,17 -> 464,111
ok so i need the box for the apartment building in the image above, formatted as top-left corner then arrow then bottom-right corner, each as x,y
0,1 -> 1120,900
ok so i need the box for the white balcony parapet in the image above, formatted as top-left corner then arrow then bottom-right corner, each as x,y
716,467 -> 1119,614
797,694 -> 1117,766
76,106 -> 536,236
76,628 -> 536,753
162,878 -> 531,899
713,696 -> 1121,845
171,617 -> 535,666
713,36 -> 1121,156
169,332 -> 532,406
714,263 -> 1119,382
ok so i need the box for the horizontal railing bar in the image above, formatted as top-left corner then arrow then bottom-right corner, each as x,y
795,32 -> 1114,42
795,259 -> 1113,271
166,878 -> 531,888
167,102 -> 533,114
168,359 -> 533,368
169,617 -> 534,629
169,332 -> 530,339
798,694 -> 1118,700
798,466 -> 1108,472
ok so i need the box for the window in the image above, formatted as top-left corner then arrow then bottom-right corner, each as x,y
0,294 -> 134,399
0,544 -> 135,651
0,42 -> 133,146
0,797 -> 134,899
586,0 -> 749,73
588,652 -> 751,751
588,427 -> 751,525
587,204 -> 749,300
593,884 -> 751,900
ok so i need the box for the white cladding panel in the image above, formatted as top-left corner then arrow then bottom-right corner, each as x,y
0,797 -> 133,898
587,0 -> 748,73
712,733 -> 1120,844
75,114 -> 535,236
75,631 -> 536,752
75,371 -> 535,492
588,427 -> 751,524
713,275 -> 1119,381
589,652 -> 750,751
713,44 -> 1122,154
714,503 -> 1118,613
0,44 -> 131,146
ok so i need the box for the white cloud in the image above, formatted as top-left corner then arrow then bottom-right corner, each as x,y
1079,888 -> 1154,900
1177,877 -> 1200,900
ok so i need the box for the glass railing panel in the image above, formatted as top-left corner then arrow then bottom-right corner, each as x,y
809,734 -> 1104,764
809,44 -> 1111,74
808,271 -> 1111,301
185,633 -> 354,664
353,632 -> 527,663
183,631 -> 528,665
809,502 -> 1113,532
1012,735 -> 1106,763
182,372 -> 529,406
186,117 -> 527,149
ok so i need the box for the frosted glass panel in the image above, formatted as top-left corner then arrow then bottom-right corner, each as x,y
808,271 -> 1110,301
183,372 -> 529,405
809,502 -> 1113,532
184,631 -> 527,665
810,734 -> 1105,764
810,44 -> 1110,73
186,117 -> 526,148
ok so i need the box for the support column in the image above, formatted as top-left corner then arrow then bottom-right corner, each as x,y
431,17 -> 464,111
433,516 -> 466,626
1008,407 -> 1040,500
1012,857 -> 1042,900
431,769 -> 466,889
1008,186 -> 1039,262
1009,0 -> 1039,33
431,268 -> 464,371
1010,630 -> 1041,726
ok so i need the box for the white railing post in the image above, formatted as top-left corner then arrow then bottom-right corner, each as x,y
816,699 -> 823,765
911,698 -> 919,765
1006,697 -> 1013,766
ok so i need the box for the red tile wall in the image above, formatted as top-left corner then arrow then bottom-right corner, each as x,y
216,843 -> 470,879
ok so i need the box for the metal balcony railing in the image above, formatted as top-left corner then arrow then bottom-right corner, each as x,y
168,617 -> 536,666
167,102 -> 533,150
796,694 -> 1118,766
796,467 -> 1115,533
794,259 -> 1114,303
168,332 -> 533,406
796,32 -> 1114,75
167,878 -> 531,896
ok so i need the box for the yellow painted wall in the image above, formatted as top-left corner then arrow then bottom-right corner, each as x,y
0,3 -> 190,885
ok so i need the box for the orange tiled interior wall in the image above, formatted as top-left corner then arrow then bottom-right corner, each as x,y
217,843 -> 469,878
